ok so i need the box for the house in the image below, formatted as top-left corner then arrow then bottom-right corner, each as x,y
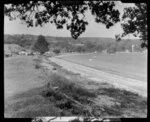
19,51 -> 28,55
44,51 -> 55,57
31,52 -> 40,55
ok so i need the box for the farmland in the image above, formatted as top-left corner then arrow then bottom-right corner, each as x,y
59,52 -> 147,82
4,52 -> 147,118
4,35 -> 147,118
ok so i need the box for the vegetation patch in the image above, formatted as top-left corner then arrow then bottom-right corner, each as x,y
42,73 -> 97,116
40,58 -> 147,117
5,55 -> 147,118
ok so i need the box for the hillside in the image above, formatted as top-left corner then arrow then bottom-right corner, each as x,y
4,34 -> 140,44
4,44 -> 23,53
4,34 -> 144,52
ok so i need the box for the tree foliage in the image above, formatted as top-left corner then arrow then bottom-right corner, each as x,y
32,35 -> 49,54
121,3 -> 147,48
4,0 -> 120,39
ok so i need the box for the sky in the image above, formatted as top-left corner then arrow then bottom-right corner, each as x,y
4,1 -> 138,39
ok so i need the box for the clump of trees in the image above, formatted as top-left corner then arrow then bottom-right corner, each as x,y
4,1 -> 147,49
121,3 -> 147,48
32,35 -> 49,54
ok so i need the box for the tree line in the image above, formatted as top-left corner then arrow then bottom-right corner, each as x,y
4,34 -> 144,54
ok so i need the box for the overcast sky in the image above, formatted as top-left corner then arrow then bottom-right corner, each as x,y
4,1 -> 138,39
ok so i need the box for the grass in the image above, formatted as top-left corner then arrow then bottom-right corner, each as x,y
41,70 -> 147,117
33,58 -> 42,69
4,55 -> 50,118
4,55 -> 147,118
42,73 -> 97,116
60,53 -> 147,81
4,55 -> 46,99
5,88 -> 61,118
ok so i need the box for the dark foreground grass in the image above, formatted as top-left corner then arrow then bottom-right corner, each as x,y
5,71 -> 147,118
42,73 -> 97,116
97,87 -> 147,117
5,86 -> 62,118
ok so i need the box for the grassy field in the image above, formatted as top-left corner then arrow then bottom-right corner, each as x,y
4,55 -> 147,118
4,55 -> 49,117
4,55 -> 46,99
60,52 -> 147,82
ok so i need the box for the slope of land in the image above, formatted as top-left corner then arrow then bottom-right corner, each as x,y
49,54 -> 147,97
58,52 -> 147,81
4,55 -> 147,118
4,34 -> 143,52
4,55 -> 46,99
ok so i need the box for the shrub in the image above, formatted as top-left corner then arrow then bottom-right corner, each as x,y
53,49 -> 60,54
32,35 -> 49,55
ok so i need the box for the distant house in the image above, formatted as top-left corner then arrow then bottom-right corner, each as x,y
44,51 -> 55,57
19,51 -> 28,55
33,52 -> 40,55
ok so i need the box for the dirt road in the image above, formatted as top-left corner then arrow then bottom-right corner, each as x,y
49,57 -> 147,97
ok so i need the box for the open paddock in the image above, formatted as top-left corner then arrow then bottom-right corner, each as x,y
59,52 -> 147,82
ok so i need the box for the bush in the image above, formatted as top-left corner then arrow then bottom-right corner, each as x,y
53,49 -> 60,54
32,35 -> 49,54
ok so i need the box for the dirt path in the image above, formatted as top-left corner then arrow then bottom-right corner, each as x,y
49,57 -> 147,97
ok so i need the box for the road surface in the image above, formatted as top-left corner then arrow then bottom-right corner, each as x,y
49,57 -> 147,97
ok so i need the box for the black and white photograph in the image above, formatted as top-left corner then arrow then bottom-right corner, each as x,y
4,0 -> 147,119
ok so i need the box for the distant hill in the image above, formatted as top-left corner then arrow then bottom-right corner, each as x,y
4,34 -> 143,52
4,44 -> 23,53
4,34 -> 141,44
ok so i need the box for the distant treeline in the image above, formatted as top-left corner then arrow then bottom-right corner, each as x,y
4,34 -> 144,53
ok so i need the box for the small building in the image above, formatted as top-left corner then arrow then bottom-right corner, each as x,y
44,51 -> 55,57
32,52 -> 40,55
19,51 -> 28,55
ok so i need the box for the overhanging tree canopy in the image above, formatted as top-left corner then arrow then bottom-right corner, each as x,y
121,3 -> 147,48
4,0 -> 120,39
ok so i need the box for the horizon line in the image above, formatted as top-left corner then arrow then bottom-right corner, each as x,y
4,33 -> 140,40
